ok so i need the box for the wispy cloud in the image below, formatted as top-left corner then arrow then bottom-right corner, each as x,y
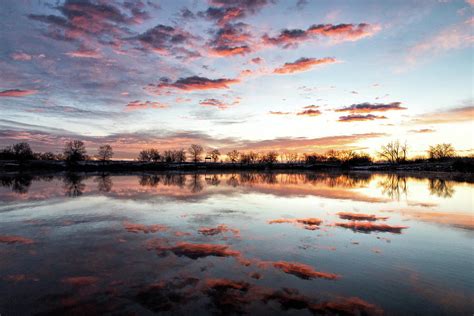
335,102 -> 406,113
0,89 -> 38,97
262,23 -> 379,48
411,105 -> 474,124
405,19 -> 473,67
338,114 -> 387,122
274,57 -> 336,74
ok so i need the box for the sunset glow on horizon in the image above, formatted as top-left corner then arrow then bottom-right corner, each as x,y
1,0 -> 473,159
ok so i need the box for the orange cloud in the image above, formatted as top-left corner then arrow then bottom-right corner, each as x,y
263,23 -> 379,48
408,128 -> 435,134
274,57 -> 336,74
0,235 -> 34,244
268,217 -> 322,230
199,98 -> 239,110
297,109 -> 322,116
272,261 -> 340,280
337,212 -> 388,221
65,48 -> 102,58
198,224 -> 240,237
269,111 -> 291,115
126,100 -> 168,111
123,221 -> 168,233
150,76 -> 239,93
0,89 -> 38,97
335,222 -> 408,234
412,105 -> 474,124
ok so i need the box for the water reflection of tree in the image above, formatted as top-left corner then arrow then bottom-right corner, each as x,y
94,174 -> 113,192
139,174 -> 161,187
205,175 -> 221,186
378,174 -> 407,200
226,174 -> 239,187
0,174 -> 33,194
163,174 -> 186,187
188,174 -> 203,193
63,173 -> 85,197
304,173 -> 371,188
259,173 -> 277,184
429,179 -> 454,198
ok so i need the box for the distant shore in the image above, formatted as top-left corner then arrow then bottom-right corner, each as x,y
1,158 -> 472,173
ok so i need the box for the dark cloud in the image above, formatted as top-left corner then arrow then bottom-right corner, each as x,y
336,102 -> 407,113
296,109 -> 322,116
335,222 -> 408,234
149,76 -> 240,93
338,114 -> 387,122
337,212 -> 388,221
137,24 -> 198,58
208,23 -> 252,56
179,8 -> 195,20
200,0 -> 272,25
28,0 -> 148,42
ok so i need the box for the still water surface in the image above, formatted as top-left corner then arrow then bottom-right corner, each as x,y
0,172 -> 473,315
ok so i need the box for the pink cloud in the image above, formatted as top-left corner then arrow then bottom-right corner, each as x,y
274,57 -> 336,74
0,89 -> 38,97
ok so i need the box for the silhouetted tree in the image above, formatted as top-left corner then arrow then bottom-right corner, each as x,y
428,143 -> 456,160
174,149 -> 186,163
378,140 -> 408,164
12,142 -> 34,162
137,148 -> 160,162
138,149 -> 152,161
284,152 -> 299,163
64,140 -> 87,163
188,144 -> 203,162
39,152 -> 56,160
96,144 -> 113,162
209,149 -> 220,162
227,150 -> 240,163
263,151 -> 278,164
0,146 -> 15,160
163,150 -> 175,163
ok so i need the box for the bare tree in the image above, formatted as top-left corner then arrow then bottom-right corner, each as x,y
285,152 -> 299,163
378,140 -> 408,164
264,151 -> 279,164
163,150 -> 175,163
227,150 -> 240,163
188,144 -> 203,162
149,149 -> 161,162
174,149 -> 186,163
428,143 -> 456,160
12,142 -> 34,162
96,144 -> 113,162
209,149 -> 220,162
138,149 -> 152,161
64,140 -> 87,163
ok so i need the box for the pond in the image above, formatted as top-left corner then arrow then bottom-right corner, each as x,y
0,172 -> 473,315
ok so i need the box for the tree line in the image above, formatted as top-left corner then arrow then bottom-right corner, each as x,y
0,140 -> 466,165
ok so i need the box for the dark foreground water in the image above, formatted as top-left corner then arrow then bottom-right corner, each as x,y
0,172 -> 473,315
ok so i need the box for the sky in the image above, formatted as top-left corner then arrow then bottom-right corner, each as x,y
0,0 -> 473,160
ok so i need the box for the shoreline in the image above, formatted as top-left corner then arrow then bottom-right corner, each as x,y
0,158 -> 473,173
